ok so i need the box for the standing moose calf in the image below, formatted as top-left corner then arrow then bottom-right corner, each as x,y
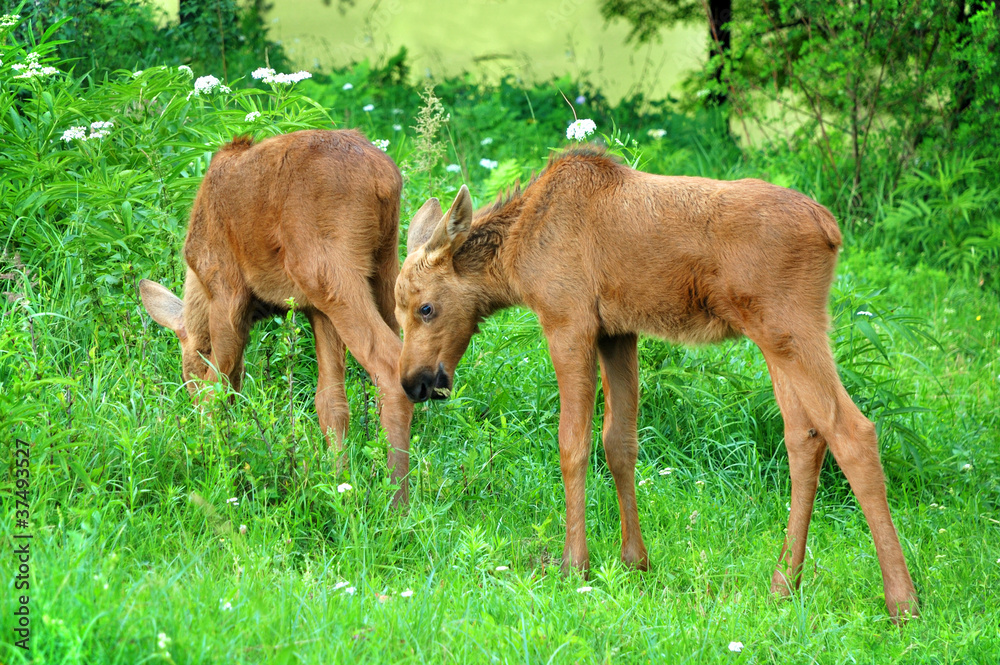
140,130 -> 413,504
395,147 -> 918,619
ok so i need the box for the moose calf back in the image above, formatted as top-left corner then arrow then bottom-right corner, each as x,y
509,157 -> 843,348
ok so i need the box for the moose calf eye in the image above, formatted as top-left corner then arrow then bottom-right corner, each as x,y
419,303 -> 434,319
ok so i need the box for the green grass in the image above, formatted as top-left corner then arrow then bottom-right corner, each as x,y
2,17 -> 1000,664
3,253 -> 999,663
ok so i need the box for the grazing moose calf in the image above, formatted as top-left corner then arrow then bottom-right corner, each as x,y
140,129 -> 413,504
395,147 -> 918,619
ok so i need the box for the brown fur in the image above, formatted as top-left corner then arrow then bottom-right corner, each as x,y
140,129 -> 413,505
396,148 -> 918,619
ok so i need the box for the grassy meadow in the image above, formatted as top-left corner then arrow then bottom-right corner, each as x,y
2,9 -> 1000,665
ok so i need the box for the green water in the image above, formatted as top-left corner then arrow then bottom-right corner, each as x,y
157,0 -> 705,102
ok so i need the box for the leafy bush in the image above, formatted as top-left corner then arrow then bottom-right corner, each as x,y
10,0 -> 288,81
880,154 -> 1000,289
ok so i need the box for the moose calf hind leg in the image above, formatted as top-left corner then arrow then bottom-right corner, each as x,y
825,405 -> 918,620
765,361 -> 828,597
597,334 -> 648,570
774,341 -> 918,621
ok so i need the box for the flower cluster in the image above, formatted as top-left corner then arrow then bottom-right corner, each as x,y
646,128 -> 667,139
480,158 -> 498,170
566,118 -> 596,141
372,139 -> 390,152
187,75 -> 231,99
61,121 -> 115,143
12,52 -> 60,80
177,65 -> 193,78
245,111 -> 261,123
252,67 -> 312,85
1,14 -> 20,28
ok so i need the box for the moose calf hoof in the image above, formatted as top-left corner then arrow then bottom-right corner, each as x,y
390,485 -> 409,509
769,569 -> 796,598
559,556 -> 590,580
621,547 -> 649,572
886,588 -> 919,624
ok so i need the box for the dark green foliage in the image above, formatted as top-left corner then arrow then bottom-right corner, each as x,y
11,0 -> 288,81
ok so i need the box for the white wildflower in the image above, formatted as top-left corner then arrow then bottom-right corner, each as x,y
856,310 -> 874,317
445,164 -> 461,173
728,641 -> 744,653
251,67 -> 276,80
695,480 -> 705,488
245,111 -> 261,122
495,565 -> 509,571
372,139 -> 390,152
226,497 -> 238,506
392,124 -> 402,131
400,589 -> 414,597
132,70 -> 143,79
566,118 -> 596,141
658,467 -> 674,476
239,524 -> 247,534
363,103 -> 375,112
342,82 -> 353,90
261,70 -> 311,85
0,14 -> 20,28
344,586 -> 356,595
638,478 -> 650,487
333,581 -> 350,590
61,126 -> 87,142
188,74 -> 231,99
337,483 -> 353,493
961,463 -> 973,472
220,599 -> 233,611
177,65 -> 193,77
12,52 -> 59,80
157,632 -> 171,649
89,120 -> 113,139
576,585 -> 593,593
480,137 -> 493,145
647,128 -> 667,139
479,158 -> 498,170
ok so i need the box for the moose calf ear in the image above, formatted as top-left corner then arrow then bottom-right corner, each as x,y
406,197 -> 444,255
139,279 -> 187,338
445,185 -> 473,250
424,185 -> 475,257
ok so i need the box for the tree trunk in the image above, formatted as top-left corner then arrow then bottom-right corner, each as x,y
707,0 -> 731,106
953,1 -> 987,123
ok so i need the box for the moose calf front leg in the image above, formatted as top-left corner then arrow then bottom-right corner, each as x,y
308,311 -> 350,472
598,333 -> 648,570
206,296 -> 250,395
548,330 -> 599,575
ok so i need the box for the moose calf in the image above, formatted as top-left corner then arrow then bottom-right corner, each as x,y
395,147 -> 918,619
141,130 -> 413,504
